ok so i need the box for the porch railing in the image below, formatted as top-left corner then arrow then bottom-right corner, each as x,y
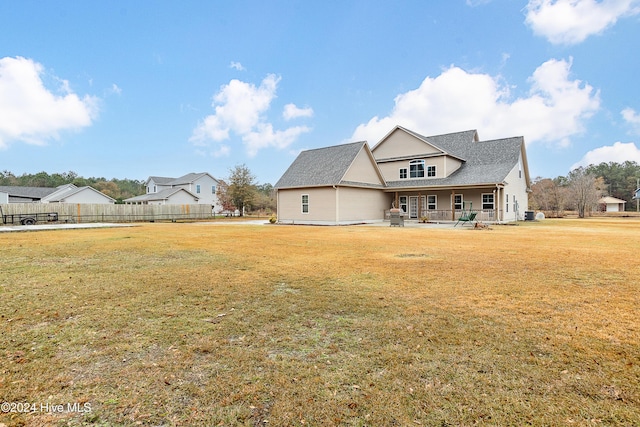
384,209 -> 498,222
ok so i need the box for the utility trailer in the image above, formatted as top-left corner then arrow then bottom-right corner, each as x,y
0,205 -> 59,226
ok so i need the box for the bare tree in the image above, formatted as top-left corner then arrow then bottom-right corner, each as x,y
530,177 -> 567,217
567,167 -> 604,218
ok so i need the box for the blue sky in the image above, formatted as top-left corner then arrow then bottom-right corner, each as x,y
1,1 -> 640,185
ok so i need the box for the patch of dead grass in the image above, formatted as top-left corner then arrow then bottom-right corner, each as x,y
1,218 -> 639,426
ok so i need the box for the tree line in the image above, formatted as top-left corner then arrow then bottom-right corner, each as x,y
530,161 -> 640,217
0,166 -> 277,214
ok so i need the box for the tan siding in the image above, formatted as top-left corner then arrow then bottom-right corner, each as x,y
372,128 -> 441,159
277,188 -> 337,223
342,147 -> 383,185
377,155 -> 455,182
444,156 -> 462,176
337,187 -> 391,221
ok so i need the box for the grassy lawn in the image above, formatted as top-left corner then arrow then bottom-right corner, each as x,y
1,219 -> 638,426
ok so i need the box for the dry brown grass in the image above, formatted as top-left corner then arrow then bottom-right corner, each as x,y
1,218 -> 639,426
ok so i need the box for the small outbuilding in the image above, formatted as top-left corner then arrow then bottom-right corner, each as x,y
598,196 -> 627,212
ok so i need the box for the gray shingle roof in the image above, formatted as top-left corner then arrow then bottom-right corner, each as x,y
275,141 -> 370,188
170,172 -> 211,185
147,176 -> 174,185
275,127 -> 525,191
0,186 -> 58,200
373,127 -> 524,188
384,135 -> 524,188
147,173 -> 218,187
124,187 -> 198,202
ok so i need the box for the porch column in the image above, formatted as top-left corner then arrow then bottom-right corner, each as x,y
495,185 -> 501,222
493,188 -> 497,222
451,190 -> 455,221
418,192 -> 422,219
395,192 -> 399,209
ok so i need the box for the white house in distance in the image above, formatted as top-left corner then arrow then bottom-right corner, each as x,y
598,196 -> 626,212
0,184 -> 115,204
124,172 -> 222,211
275,126 -> 531,225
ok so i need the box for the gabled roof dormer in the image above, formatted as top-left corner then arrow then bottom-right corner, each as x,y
371,126 -> 477,163
275,141 -> 385,189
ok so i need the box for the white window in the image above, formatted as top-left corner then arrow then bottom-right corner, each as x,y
409,160 -> 425,178
427,165 -> 436,177
399,196 -> 408,213
399,168 -> 407,179
301,194 -> 309,213
212,185 -> 216,194
196,184 -> 201,194
506,194 -> 509,213
427,195 -> 437,210
482,193 -> 494,210
454,194 -> 463,210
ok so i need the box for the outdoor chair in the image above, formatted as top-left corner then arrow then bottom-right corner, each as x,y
455,202 -> 478,227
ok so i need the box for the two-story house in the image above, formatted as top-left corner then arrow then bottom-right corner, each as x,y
275,126 -> 531,225
125,172 -> 222,212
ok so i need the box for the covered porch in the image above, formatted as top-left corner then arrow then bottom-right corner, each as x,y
383,184 -> 511,223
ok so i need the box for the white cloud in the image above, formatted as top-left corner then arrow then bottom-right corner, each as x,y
0,56 -> 99,149
525,0 -> 640,45
107,83 -> 122,96
243,123 -> 311,157
190,74 -> 312,156
211,144 -> 231,158
351,58 -> 599,148
230,61 -> 245,71
622,107 -> 640,133
283,103 -> 314,120
571,141 -> 640,169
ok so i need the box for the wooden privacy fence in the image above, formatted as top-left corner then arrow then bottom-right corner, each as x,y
1,203 -> 213,223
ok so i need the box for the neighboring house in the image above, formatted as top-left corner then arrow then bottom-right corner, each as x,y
124,188 -> 199,205
0,191 -> 8,204
42,184 -> 116,204
275,126 -> 531,225
634,188 -> 640,200
0,186 -> 60,202
124,172 -> 221,211
0,185 -> 115,204
598,196 -> 626,212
